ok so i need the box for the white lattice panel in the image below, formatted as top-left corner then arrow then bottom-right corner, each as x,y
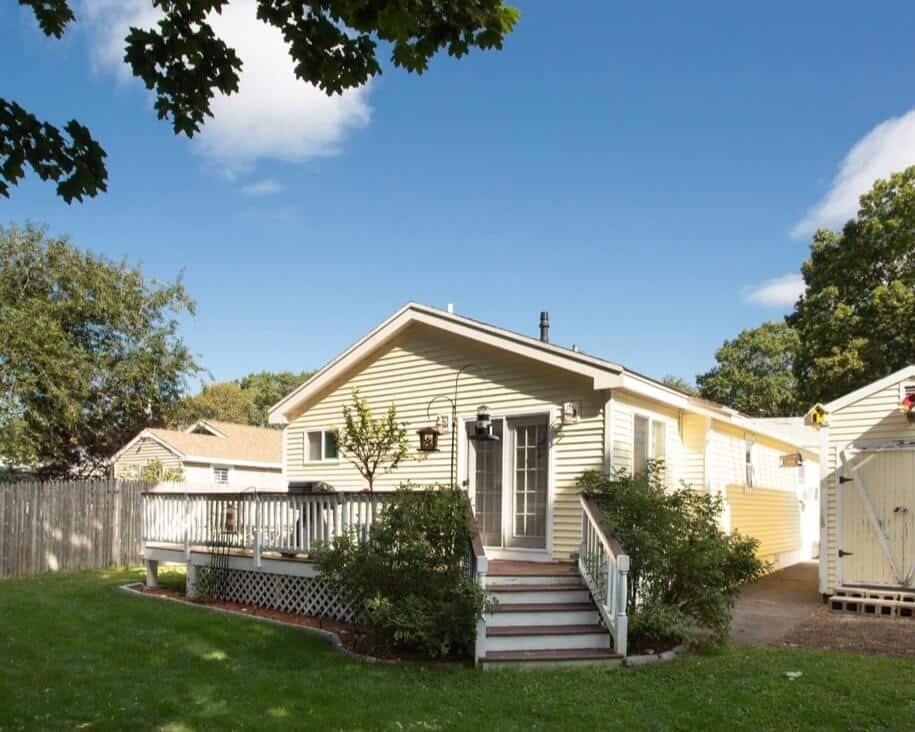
202,568 -> 354,622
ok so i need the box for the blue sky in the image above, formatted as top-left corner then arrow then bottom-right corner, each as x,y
4,1 -> 915,390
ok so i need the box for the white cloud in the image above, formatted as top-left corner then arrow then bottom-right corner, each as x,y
793,108 -> 915,238
80,0 -> 372,171
744,273 -> 805,308
241,179 -> 283,196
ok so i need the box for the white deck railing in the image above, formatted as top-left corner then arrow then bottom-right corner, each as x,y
579,495 -> 630,656
143,491 -> 388,563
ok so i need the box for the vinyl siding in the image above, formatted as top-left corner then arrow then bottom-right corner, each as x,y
113,436 -> 181,473
283,324 -> 604,559
727,486 -> 801,566
824,378 -> 915,592
710,421 -> 816,566
680,413 -> 707,492
609,392 -> 683,489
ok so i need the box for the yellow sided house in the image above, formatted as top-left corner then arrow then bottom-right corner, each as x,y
141,304 -> 818,667
268,304 -> 819,566
113,419 -> 283,492
814,366 -> 915,616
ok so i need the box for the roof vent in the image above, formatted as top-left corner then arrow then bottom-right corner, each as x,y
539,311 -> 550,343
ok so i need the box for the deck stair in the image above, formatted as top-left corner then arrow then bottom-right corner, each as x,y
830,586 -> 915,619
479,560 -> 622,670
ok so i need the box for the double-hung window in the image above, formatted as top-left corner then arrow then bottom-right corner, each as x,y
633,414 -> 667,475
305,430 -> 338,462
745,439 -> 756,489
213,465 -> 230,486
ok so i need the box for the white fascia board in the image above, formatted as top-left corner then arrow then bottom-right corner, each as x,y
823,365 -> 915,413
182,456 -> 283,470
184,420 -> 227,437
619,372 -> 690,409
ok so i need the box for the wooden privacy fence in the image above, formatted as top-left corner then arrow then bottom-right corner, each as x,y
0,479 -> 147,579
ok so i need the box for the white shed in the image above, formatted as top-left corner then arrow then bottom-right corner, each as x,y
817,366 -> 915,610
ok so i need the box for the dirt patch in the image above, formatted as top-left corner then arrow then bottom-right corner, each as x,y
628,635 -> 681,655
777,605 -> 915,659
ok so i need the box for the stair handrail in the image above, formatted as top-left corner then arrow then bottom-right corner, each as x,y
463,498 -> 488,666
579,495 -> 629,656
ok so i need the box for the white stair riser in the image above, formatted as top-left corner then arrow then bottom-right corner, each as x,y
485,609 -> 599,627
489,589 -> 591,604
485,575 -> 580,588
486,633 -> 610,652
481,658 -> 621,671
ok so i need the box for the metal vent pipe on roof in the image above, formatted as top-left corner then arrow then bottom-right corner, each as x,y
539,311 -> 550,343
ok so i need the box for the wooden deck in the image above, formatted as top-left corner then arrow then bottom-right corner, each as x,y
144,541 -> 316,564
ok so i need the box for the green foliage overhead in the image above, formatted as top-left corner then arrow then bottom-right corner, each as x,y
0,224 -> 200,477
6,0 -> 519,202
336,388 -> 410,494
177,369 -> 312,426
790,166 -> 915,405
580,464 -> 765,645
314,486 -> 488,658
696,321 -> 801,417
660,374 -> 697,396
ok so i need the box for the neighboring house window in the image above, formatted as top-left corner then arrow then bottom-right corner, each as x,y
745,439 -> 755,489
305,430 -> 338,462
633,414 -> 667,474
213,465 -> 229,486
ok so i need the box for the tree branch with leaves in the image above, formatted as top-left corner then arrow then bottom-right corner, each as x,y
5,0 -> 519,202
335,388 -> 410,498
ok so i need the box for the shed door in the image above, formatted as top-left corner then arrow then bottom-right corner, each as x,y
840,448 -> 915,588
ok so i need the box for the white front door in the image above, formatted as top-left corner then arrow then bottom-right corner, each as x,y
840,447 -> 915,587
467,414 -> 550,552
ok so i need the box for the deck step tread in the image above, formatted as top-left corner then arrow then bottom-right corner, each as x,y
491,602 -> 595,613
487,583 -> 584,593
487,624 -> 607,637
482,648 -> 622,662
487,560 -> 579,577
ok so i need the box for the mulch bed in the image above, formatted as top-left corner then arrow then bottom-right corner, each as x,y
776,605 -> 915,659
628,635 -> 681,656
138,585 -> 470,666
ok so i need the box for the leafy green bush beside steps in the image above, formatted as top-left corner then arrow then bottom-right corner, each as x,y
314,486 -> 489,659
580,461 -> 766,646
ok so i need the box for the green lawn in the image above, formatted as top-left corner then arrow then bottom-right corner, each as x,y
1,569 -> 913,731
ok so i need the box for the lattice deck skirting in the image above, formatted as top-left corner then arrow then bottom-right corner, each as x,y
200,567 -> 354,622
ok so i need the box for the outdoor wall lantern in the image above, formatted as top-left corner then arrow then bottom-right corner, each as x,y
416,425 -> 440,453
472,405 -> 499,442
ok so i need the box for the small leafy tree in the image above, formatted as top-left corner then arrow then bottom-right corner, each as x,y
335,388 -> 410,497
580,463 -> 765,646
314,486 -> 488,658
118,458 -> 184,483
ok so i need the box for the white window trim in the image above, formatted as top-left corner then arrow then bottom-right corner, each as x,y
303,429 -> 340,464
213,464 -> 230,486
631,410 -> 670,475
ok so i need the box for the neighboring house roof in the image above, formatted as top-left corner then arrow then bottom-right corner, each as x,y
823,365 -> 915,413
112,419 -> 282,468
267,302 -> 816,454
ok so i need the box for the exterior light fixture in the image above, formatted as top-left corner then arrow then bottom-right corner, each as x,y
417,425 -> 440,453
472,405 -> 499,442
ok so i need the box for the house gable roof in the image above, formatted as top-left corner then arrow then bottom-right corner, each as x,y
112,420 -> 282,468
268,303 -> 628,424
266,303 -> 818,454
823,365 -> 915,413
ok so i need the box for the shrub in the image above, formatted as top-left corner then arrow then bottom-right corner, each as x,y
579,462 -> 765,645
314,486 -> 489,659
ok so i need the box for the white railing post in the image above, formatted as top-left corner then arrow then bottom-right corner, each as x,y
254,495 -> 262,568
474,554 -> 488,666
183,493 -> 190,560
615,554 -> 629,656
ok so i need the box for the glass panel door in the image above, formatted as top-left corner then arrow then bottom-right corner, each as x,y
469,419 -> 503,546
507,417 -> 548,549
